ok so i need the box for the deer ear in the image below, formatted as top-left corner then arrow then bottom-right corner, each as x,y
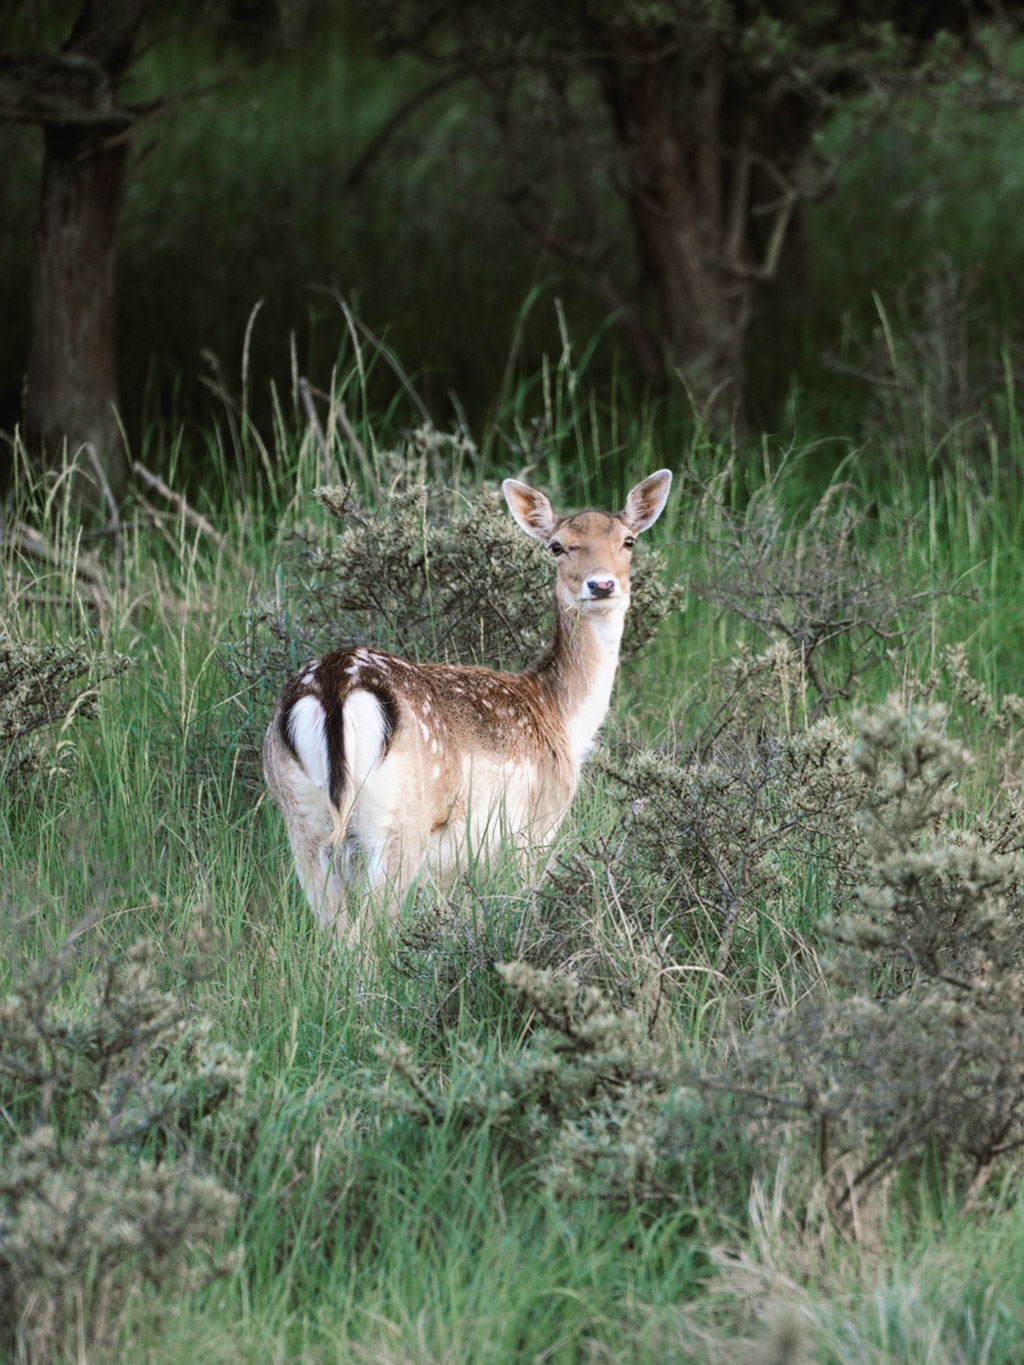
503,479 -> 559,543
621,469 -> 672,534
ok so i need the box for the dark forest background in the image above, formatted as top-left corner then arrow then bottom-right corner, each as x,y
3,1 -> 1024,493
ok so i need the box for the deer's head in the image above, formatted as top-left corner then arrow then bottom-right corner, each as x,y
503,470 -> 672,615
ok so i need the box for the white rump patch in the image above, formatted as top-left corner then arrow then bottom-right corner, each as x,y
287,695 -> 330,791
344,689 -> 390,791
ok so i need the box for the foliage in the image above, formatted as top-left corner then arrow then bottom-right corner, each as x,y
0,635 -> 131,784
363,0 -> 1023,409
738,694 -> 1024,1225
611,644 -> 863,973
0,934 -> 245,1362
377,960 -> 707,1210
4,1 -> 1024,464
689,476 -> 949,717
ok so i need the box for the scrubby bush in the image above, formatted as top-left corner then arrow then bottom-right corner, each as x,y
691,476 -> 945,718
374,661 -> 1024,1238
377,960 -> 709,1211
739,694 -> 1024,1226
609,643 -> 865,973
0,935 -> 245,1362
0,636 -> 131,785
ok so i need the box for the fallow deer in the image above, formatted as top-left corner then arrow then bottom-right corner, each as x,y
264,470 -> 672,937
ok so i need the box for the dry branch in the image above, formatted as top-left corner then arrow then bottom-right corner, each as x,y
132,461 -> 229,555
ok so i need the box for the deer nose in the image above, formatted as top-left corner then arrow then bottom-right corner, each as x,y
585,576 -> 617,599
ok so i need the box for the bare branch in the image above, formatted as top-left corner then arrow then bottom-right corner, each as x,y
342,67 -> 478,191
131,462 -> 229,555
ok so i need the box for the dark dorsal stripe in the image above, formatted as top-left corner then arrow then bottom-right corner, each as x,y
326,682 -> 400,811
278,651 -> 402,813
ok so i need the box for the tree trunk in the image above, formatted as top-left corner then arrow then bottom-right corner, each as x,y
17,0 -> 148,500
600,51 -> 812,426
25,123 -> 130,490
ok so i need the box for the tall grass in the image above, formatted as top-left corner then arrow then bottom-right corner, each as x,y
4,322 -> 1024,1359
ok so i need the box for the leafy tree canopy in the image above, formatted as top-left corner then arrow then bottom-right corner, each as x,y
364,0 -> 1023,418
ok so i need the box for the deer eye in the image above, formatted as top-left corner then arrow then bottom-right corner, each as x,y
549,541 -> 565,557
623,536 -> 636,550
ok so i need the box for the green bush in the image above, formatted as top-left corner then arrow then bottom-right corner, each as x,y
377,960 -> 709,1211
744,694 -> 1024,1223
0,936 -> 245,1362
0,636 -> 131,786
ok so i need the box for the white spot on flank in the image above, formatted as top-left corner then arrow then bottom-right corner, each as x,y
431,763 -> 440,778
419,720 -> 431,741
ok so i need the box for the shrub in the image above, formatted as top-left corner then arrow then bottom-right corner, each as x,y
377,960 -> 707,1210
690,476 -> 945,718
607,642 -> 866,973
482,658 -> 1024,1229
711,690 -> 1024,1228
0,636 -> 131,785
0,934 -> 245,1362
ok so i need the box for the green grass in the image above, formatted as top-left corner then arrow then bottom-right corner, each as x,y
5,340 -> 1024,1360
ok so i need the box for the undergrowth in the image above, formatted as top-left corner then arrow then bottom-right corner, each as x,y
4,330 -> 1024,1359
0,932 -> 244,1362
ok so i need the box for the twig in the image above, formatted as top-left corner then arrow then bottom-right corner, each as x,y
342,68 -> 478,191
0,519 -> 111,620
2,522 -> 105,585
83,441 -> 124,579
131,462 -> 229,553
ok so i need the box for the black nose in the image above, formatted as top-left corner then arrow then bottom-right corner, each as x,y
587,577 -> 616,599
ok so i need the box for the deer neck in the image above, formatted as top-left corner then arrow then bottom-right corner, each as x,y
530,597 -> 627,769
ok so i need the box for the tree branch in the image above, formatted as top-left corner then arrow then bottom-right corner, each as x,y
342,67 -> 480,191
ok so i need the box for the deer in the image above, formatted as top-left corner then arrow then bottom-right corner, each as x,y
263,469 -> 672,939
